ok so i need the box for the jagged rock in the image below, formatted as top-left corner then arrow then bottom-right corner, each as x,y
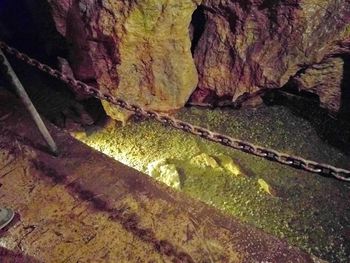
147,154 -> 251,189
292,57 -> 344,113
216,155 -> 242,177
6,0 -> 349,118
190,153 -> 252,177
190,0 -> 350,112
147,159 -> 182,189
190,153 -> 219,168
258,178 -> 278,197
45,0 -> 199,119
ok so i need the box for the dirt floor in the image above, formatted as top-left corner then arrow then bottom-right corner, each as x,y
0,91 -> 319,262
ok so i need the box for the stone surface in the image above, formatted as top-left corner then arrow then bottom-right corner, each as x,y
46,0 -> 199,119
216,154 -> 242,177
190,0 -> 350,112
190,153 -> 219,169
2,0 -> 349,118
257,178 -> 278,197
292,57 -> 344,113
148,159 -> 182,189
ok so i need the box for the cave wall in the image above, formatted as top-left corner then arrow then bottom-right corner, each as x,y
2,0 -> 350,118
45,0 -> 200,120
191,0 -> 350,113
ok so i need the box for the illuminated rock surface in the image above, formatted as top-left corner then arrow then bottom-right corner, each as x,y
292,57 -> 345,113
15,0 -> 349,118
191,0 -> 350,114
147,159 -> 182,189
1,1 -> 350,262
46,0 -> 199,119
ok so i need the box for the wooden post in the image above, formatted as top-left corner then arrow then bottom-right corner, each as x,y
0,49 -> 58,155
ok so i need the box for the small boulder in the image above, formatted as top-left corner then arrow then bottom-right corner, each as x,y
217,155 -> 242,176
190,153 -> 219,169
258,178 -> 278,197
147,160 -> 181,190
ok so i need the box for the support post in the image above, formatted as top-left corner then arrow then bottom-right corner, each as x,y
0,49 -> 58,155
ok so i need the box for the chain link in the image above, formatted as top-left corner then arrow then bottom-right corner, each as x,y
1,41 -> 349,182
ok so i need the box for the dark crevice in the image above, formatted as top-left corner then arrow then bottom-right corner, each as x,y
0,0 -> 69,64
258,0 -> 280,25
189,5 -> 206,55
0,0 -> 107,130
0,57 -> 107,130
217,4 -> 239,35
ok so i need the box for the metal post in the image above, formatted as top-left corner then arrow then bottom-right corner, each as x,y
0,49 -> 58,155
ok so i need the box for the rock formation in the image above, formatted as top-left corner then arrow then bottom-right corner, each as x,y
190,0 -> 350,114
46,0 -> 199,119
2,0 -> 350,118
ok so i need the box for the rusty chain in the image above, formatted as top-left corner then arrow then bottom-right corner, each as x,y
1,41 -> 349,182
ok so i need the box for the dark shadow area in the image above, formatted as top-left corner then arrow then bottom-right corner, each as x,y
263,75 -> 350,155
0,0 -> 68,64
0,246 -> 40,263
258,0 -> 280,26
0,0 -> 107,130
0,56 -> 107,131
190,5 -> 206,55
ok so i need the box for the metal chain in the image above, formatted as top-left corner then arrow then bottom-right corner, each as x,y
1,41 -> 349,182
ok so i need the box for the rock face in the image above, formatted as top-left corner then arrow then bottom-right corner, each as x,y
292,57 -> 344,113
190,0 -> 350,113
6,0 -> 349,118
46,0 -> 199,119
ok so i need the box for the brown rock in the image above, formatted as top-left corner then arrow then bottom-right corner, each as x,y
6,0 -> 349,118
46,0 -> 199,120
292,57 -> 344,113
191,0 -> 350,111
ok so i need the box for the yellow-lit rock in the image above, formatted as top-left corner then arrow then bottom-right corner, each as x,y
44,0 -> 350,117
114,0 -> 199,112
147,159 -> 182,189
217,155 -> 242,176
47,0 -> 199,121
258,178 -> 278,197
191,153 -> 219,169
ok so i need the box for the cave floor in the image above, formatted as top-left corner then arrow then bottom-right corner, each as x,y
73,98 -> 350,262
0,91 -> 318,262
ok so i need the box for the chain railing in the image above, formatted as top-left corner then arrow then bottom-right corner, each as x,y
1,41 -> 349,182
